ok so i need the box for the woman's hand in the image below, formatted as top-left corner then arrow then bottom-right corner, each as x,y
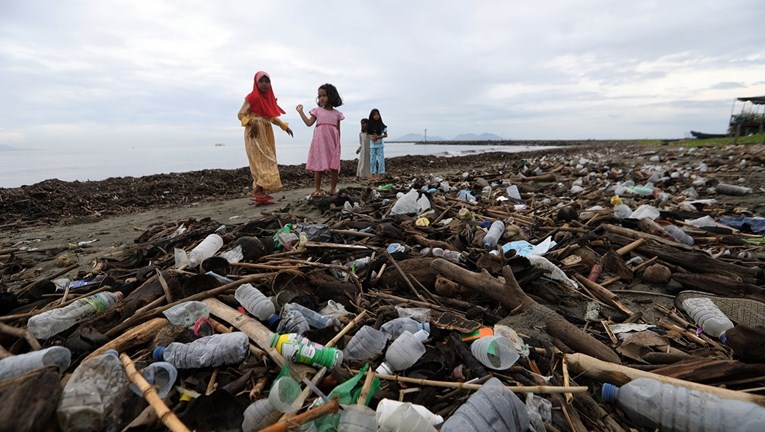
285,127 -> 294,137
248,124 -> 259,139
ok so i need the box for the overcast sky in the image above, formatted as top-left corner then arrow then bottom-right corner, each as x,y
1,0 -> 764,151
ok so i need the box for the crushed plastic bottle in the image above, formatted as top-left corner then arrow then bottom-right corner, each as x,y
376,330 -> 429,375
343,325 -> 388,361
441,377 -> 530,432
153,332 -> 250,369
162,301 -> 209,328
283,302 -> 339,329
682,297 -> 734,340
27,291 -> 123,339
0,346 -> 71,381
276,309 -> 310,335
235,284 -> 278,325
662,224 -> 695,246
379,317 -> 430,340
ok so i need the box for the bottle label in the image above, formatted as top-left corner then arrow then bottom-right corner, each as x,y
83,293 -> 112,312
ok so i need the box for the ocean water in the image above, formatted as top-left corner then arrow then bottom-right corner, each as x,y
0,142 -> 558,189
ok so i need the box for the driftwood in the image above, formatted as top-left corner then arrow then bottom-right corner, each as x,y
672,273 -> 765,303
431,258 -> 621,364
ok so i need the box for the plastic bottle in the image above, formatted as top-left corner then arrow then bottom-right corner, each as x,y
27,291 -> 123,339
187,233 -> 224,266
268,376 -> 301,413
662,224 -> 695,246
235,284 -> 279,326
128,362 -> 177,399
276,309 -> 310,335
270,333 -> 344,369
682,297 -> 735,340
441,377 -> 530,432
482,221 -> 505,249
628,185 -> 656,196
376,399 -> 443,430
470,335 -> 520,370
431,247 -> 463,263
152,332 -> 250,369
376,330 -> 429,375
162,301 -> 209,328
715,183 -> 753,195
0,346 -> 71,381
283,302 -> 339,329
343,325 -> 388,361
57,350 -> 126,432
601,377 -> 765,432
379,317 -> 430,340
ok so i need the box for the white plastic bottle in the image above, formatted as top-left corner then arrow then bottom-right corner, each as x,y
343,325 -> 388,361
431,247 -> 463,263
482,221 -> 505,249
57,350 -> 126,432
379,317 -> 430,340
235,284 -> 279,325
162,301 -> 209,328
376,330 -> 428,375
662,224 -> 695,246
470,335 -> 520,370
682,297 -> 734,340
441,377 -> 530,432
242,399 -> 280,432
187,233 -> 224,267
283,302 -> 339,329
152,332 -> 249,369
376,399 -> 443,430
27,291 -> 123,339
601,377 -> 765,431
0,346 -> 71,381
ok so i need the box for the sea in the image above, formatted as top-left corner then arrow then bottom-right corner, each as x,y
0,141 -> 559,189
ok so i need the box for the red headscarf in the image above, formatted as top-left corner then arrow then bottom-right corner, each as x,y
244,71 -> 286,118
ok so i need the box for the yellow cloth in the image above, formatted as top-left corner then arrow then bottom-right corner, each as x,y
241,114 -> 251,127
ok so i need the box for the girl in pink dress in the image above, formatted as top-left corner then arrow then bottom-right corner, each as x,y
297,83 -> 344,197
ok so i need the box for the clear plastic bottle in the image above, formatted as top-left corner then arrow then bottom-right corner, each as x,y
338,404 -> 378,432
27,291 -> 123,339
470,335 -> 520,370
662,224 -> 695,246
482,221 -> 505,249
270,333 -> 343,369
376,330 -> 429,375
242,399 -> 280,432
187,233 -> 224,266
0,346 -> 71,381
441,377 -> 530,432
283,302 -> 339,329
379,317 -> 430,340
682,297 -> 735,340
57,349 -> 126,432
601,377 -> 765,432
235,284 -> 279,325
152,332 -> 249,369
162,301 -> 209,328
276,309 -> 310,335
128,362 -> 177,399
343,325 -> 388,361
715,183 -> 753,196
431,248 -> 463,263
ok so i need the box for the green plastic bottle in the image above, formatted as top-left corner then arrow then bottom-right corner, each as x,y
270,333 -> 343,369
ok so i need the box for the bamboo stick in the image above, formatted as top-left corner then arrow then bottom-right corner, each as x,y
374,373 -> 587,394
120,353 -> 191,432
84,317 -> 169,362
258,398 -> 340,432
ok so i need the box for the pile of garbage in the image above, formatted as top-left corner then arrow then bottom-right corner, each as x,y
2,143 -> 765,431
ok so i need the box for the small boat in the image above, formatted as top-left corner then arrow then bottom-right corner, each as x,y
690,131 -> 728,139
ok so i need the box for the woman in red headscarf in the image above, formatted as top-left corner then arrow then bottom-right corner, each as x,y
237,71 -> 293,205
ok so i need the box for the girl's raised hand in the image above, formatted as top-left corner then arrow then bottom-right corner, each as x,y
296,104 -> 303,112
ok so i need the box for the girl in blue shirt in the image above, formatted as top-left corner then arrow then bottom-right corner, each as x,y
367,108 -> 388,179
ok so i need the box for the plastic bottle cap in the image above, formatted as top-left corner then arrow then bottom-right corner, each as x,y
113,291 -> 125,301
152,346 -> 166,362
266,314 -> 282,330
601,383 -> 619,403
720,332 -> 727,344
421,322 -> 430,334
376,362 -> 394,375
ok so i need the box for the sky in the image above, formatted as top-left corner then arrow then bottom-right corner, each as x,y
1,0 -> 764,153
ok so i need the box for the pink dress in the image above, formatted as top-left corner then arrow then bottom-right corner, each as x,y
306,107 -> 344,172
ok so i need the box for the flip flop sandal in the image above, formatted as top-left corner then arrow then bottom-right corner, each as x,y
675,290 -> 765,327
310,191 -> 326,199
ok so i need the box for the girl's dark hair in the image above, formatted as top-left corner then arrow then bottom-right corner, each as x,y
367,108 -> 386,135
317,83 -> 343,107
361,118 -> 368,132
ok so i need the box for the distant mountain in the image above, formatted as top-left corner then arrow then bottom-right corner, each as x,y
453,133 -> 503,141
391,133 -> 446,142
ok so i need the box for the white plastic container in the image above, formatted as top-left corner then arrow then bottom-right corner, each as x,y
57,350 -> 126,432
601,377 -> 765,431
376,330 -> 428,375
0,346 -> 71,381
235,284 -> 277,323
343,325 -> 388,361
470,335 -> 520,370
162,301 -> 209,328
482,221 -> 505,249
376,399 -> 443,430
152,332 -> 249,369
379,317 -> 430,340
682,297 -> 735,340
187,234 -> 224,267
441,377 -> 530,432
27,291 -> 123,339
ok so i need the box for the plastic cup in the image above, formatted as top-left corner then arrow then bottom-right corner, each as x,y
470,335 -> 519,370
268,376 -> 301,413
338,404 -> 377,432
